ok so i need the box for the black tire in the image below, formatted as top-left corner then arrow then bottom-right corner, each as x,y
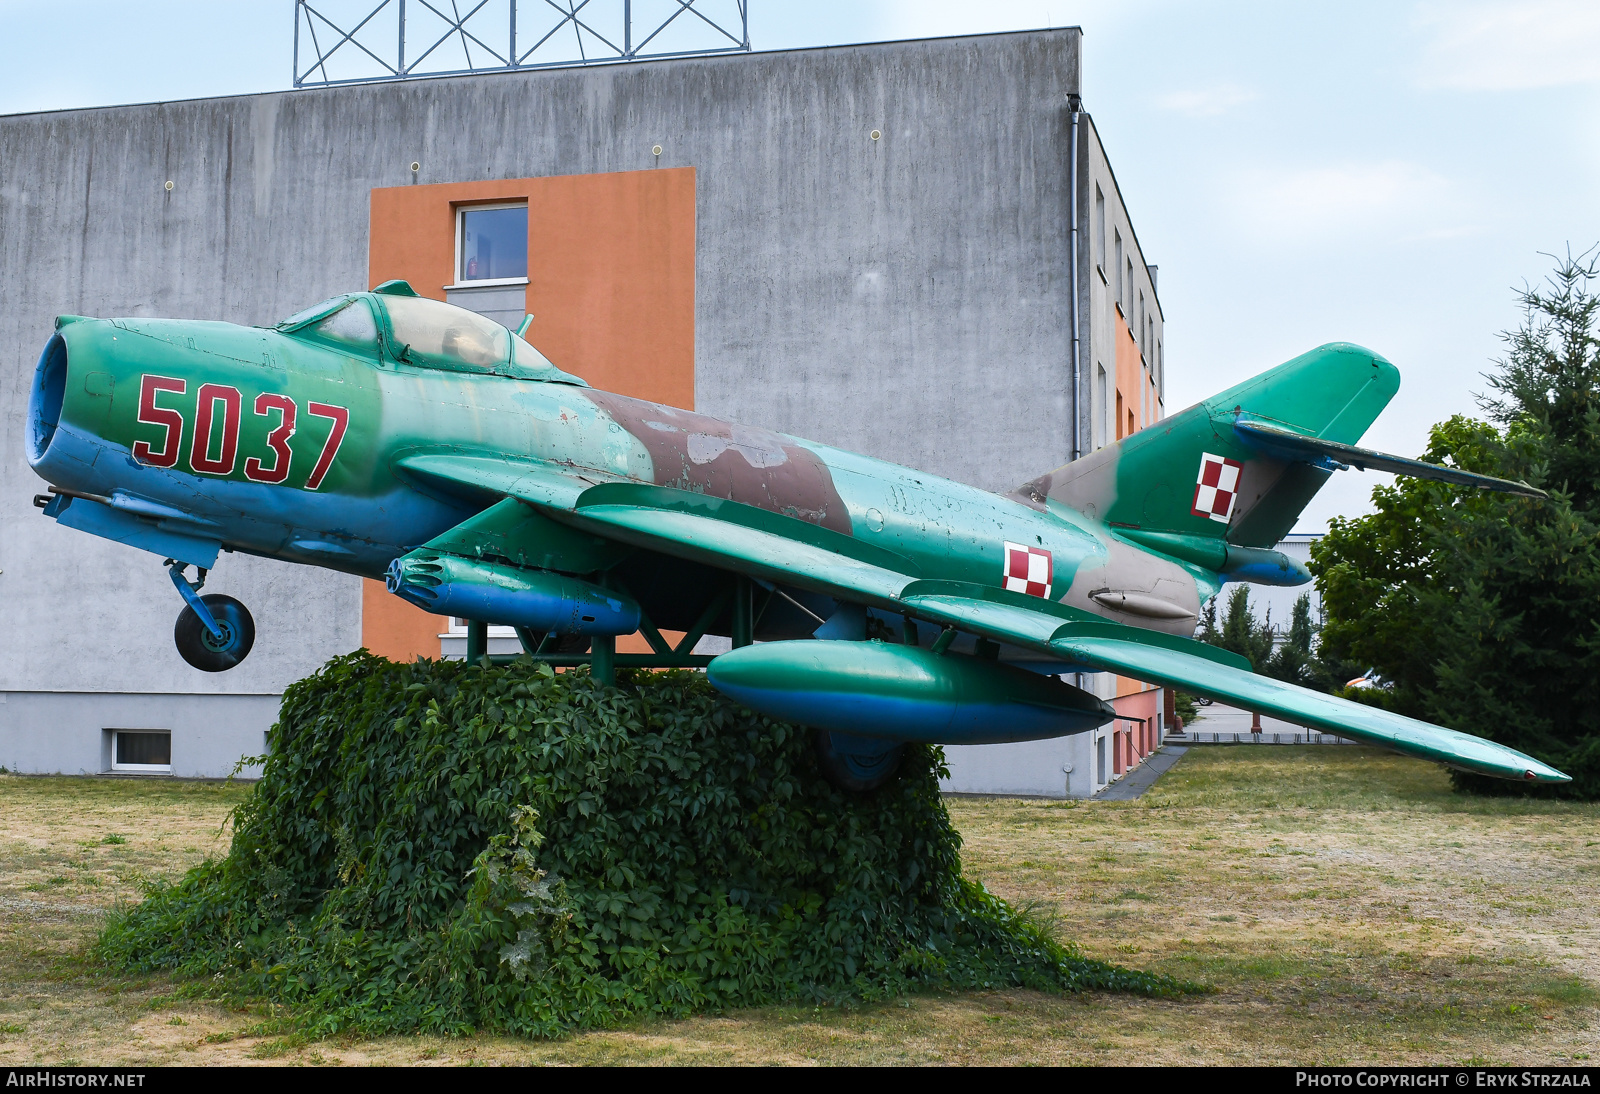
174,594 -> 256,672
814,728 -> 904,793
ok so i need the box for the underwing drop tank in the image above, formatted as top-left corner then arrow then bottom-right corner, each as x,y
386,552 -> 640,635
706,640 -> 1116,744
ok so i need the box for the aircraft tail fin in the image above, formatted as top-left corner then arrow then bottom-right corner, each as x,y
1014,342 -> 1399,549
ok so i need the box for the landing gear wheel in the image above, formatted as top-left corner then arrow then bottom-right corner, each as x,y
814,728 -> 904,793
174,594 -> 256,672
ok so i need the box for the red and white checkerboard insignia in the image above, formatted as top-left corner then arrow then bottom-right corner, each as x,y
1192,452 -> 1244,524
1003,541 -> 1053,598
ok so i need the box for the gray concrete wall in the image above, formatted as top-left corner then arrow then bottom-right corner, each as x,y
940,727 -> 1116,799
0,692 -> 274,777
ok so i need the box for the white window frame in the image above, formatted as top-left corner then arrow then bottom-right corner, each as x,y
1094,185 -> 1106,275
110,729 -> 172,775
453,202 -> 531,288
443,618 -> 519,639
1094,364 -> 1108,450
1113,230 -> 1124,314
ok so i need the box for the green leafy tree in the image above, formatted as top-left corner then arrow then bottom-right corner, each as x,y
1311,252 -> 1600,797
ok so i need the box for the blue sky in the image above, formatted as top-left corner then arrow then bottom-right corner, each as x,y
3,1 -> 1596,529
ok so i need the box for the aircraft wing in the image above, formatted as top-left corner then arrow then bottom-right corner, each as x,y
393,460 -> 1568,784
568,482 -> 919,605
396,459 -> 922,605
395,452 -> 592,509
1233,418 -> 1548,498
898,581 -> 1568,783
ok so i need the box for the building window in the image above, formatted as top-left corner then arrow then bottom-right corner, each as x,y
1094,185 -> 1106,273
456,203 -> 529,284
1115,389 -> 1124,440
447,617 -> 518,637
111,730 -> 171,774
1094,364 -> 1108,450
1113,230 -> 1124,313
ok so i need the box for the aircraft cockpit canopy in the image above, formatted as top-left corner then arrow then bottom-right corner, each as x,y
274,287 -> 586,386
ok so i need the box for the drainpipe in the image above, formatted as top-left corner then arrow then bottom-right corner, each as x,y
1067,99 -> 1085,710
1068,97 -> 1082,461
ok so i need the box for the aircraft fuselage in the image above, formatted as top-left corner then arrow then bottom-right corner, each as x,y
28,312 -> 1216,640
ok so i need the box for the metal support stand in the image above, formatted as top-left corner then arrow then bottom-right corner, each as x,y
1251,709 -> 1263,735
475,580 -> 729,671
166,561 -> 224,641
591,634 -> 616,687
731,576 -> 753,648
466,619 -> 488,664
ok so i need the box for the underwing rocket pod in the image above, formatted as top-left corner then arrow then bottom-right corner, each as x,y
387,552 -> 640,635
707,640 -> 1117,744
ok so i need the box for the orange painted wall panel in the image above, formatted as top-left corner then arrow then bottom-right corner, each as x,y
360,168 -> 697,661
1113,310 -> 1162,704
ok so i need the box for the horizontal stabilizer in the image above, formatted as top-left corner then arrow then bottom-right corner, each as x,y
1233,417 -> 1547,498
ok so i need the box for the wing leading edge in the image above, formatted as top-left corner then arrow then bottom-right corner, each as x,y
399,459 -> 1570,784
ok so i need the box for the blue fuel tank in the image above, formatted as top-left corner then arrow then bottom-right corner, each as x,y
386,551 -> 640,635
707,640 -> 1116,744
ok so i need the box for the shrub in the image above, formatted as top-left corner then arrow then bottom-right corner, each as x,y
98,652 -> 1181,1035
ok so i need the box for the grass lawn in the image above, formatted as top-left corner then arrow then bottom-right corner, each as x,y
0,746 -> 1595,1065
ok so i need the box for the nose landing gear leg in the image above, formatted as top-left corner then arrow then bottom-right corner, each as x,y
167,560 -> 255,672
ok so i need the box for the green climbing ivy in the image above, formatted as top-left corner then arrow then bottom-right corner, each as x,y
98,652 -> 1185,1036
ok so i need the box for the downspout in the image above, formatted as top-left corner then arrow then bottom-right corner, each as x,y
1068,97 -> 1082,461
1067,96 -> 1087,763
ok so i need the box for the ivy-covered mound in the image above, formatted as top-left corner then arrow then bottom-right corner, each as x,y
99,652 -> 1181,1036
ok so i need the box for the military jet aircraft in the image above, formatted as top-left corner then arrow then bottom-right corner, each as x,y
25,281 -> 1570,789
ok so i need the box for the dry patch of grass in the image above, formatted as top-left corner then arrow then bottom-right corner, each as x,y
1,748 -> 1597,1065
0,775 -> 248,1066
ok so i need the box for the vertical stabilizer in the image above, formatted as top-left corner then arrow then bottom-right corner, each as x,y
1012,343 -> 1400,548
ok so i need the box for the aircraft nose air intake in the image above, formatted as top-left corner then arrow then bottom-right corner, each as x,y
27,334 -> 68,466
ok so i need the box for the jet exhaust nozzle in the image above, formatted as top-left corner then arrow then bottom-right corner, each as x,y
386,551 -> 640,636
707,639 -> 1116,745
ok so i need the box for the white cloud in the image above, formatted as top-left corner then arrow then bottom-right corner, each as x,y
1415,0 -> 1600,90
1153,82 -> 1256,117
1223,160 -> 1477,243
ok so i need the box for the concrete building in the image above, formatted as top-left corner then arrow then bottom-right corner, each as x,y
0,28 -> 1167,788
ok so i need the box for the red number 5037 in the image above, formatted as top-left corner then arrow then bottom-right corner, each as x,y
133,375 -> 349,492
